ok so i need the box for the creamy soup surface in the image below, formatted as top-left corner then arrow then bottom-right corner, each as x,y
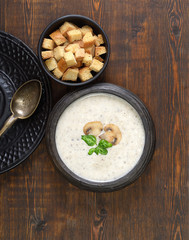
55,93 -> 145,182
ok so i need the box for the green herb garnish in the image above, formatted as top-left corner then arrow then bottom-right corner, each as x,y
82,135 -> 112,155
94,146 -> 108,155
98,139 -> 112,148
81,135 -> 97,146
88,148 -> 96,155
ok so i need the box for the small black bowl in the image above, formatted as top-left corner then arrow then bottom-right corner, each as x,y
38,15 -> 110,86
46,83 -> 156,192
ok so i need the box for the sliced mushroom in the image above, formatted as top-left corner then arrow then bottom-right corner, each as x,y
83,121 -> 103,137
100,124 -> 122,145
99,131 -> 117,144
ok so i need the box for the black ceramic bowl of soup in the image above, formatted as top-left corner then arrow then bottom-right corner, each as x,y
46,83 -> 156,192
38,15 -> 110,86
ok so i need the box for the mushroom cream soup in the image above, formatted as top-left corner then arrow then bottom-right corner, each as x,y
55,93 -> 145,182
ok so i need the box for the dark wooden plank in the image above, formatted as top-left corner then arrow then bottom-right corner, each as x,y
0,0 -> 188,239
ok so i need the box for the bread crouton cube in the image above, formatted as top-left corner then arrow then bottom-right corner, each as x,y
94,34 -> 104,46
53,46 -> 65,61
64,51 -> 77,67
75,48 -> 85,61
53,67 -> 63,79
75,61 -> 83,68
59,21 -> 77,36
62,68 -> 79,81
94,36 -> 99,46
82,53 -> 93,66
83,32 -> 95,48
79,67 -> 93,82
67,29 -> 82,42
42,38 -> 54,50
89,59 -> 104,72
45,57 -> 57,71
95,56 -> 104,62
80,25 -> 93,36
65,43 -> 80,53
95,46 -> 106,57
75,40 -> 84,48
85,45 -> 95,57
49,30 -> 67,46
57,58 -> 68,73
41,50 -> 54,59
63,41 -> 69,47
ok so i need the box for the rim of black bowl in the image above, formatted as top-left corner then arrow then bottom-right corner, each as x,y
46,83 -> 156,192
37,15 -> 110,86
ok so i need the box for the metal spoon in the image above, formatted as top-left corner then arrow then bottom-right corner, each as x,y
0,79 -> 42,137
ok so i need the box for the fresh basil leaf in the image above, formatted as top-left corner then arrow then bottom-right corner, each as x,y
95,146 -> 108,155
88,148 -> 96,155
81,135 -> 97,146
98,139 -> 112,148
82,135 -> 112,156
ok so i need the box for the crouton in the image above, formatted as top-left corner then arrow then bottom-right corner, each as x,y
64,51 -> 77,67
67,29 -> 82,42
83,32 -> 95,48
57,58 -> 68,73
65,43 -> 80,53
94,34 -> 104,46
85,45 -> 95,57
94,36 -> 99,46
42,38 -> 54,50
63,41 -> 69,47
59,21 -> 77,36
82,53 -> 93,66
95,56 -> 104,62
53,67 -> 63,79
75,48 -> 85,61
62,68 -> 79,81
53,46 -> 65,61
45,57 -> 57,71
79,67 -> 93,82
49,30 -> 67,46
75,61 -> 83,68
80,25 -> 93,36
75,40 -> 84,48
41,50 -> 54,59
89,58 -> 104,72
95,46 -> 106,57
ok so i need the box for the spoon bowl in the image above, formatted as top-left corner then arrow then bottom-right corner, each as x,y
0,79 -> 42,137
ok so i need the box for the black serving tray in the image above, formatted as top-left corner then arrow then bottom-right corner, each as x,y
0,31 -> 51,173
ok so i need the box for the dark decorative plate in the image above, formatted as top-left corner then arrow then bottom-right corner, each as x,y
0,31 -> 51,174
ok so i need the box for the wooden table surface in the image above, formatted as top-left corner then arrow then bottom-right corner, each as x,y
0,0 -> 188,239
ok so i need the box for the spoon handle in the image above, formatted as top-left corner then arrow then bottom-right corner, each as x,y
0,115 -> 17,137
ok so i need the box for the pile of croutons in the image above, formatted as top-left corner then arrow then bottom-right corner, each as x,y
41,21 -> 107,82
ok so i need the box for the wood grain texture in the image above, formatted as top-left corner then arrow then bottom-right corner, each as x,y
0,0 -> 188,239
